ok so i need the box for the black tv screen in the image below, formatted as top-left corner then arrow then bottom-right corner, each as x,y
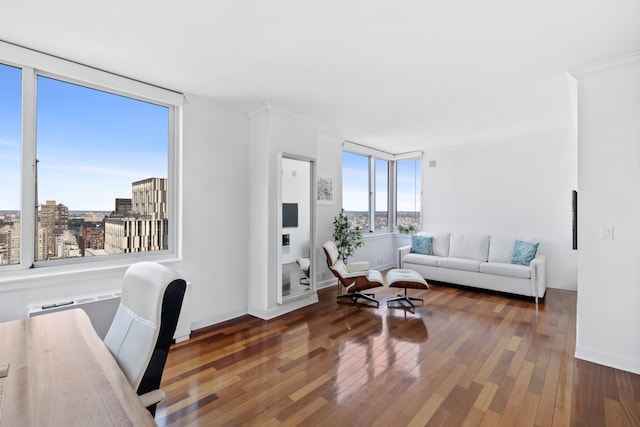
283,203 -> 298,228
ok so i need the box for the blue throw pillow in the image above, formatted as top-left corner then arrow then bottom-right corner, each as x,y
411,235 -> 433,255
510,240 -> 539,266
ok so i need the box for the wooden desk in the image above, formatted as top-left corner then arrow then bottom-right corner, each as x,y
0,309 -> 156,427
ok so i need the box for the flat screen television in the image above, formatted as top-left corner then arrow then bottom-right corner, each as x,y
282,203 -> 298,228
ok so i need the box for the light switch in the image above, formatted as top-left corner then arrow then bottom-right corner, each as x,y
600,226 -> 614,240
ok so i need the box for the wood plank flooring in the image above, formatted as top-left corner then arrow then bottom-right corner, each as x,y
156,281 -> 640,426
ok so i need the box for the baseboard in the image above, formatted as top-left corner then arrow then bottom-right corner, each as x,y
248,293 -> 319,320
316,278 -> 337,289
575,345 -> 640,375
375,262 -> 398,271
190,307 -> 248,332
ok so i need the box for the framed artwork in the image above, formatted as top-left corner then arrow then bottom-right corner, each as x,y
316,175 -> 334,205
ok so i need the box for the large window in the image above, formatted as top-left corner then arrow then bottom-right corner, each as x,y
396,158 -> 422,230
374,158 -> 389,231
342,151 -> 370,231
342,144 -> 421,233
0,64 -> 22,266
0,46 -> 181,272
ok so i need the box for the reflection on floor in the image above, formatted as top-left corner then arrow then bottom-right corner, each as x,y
282,261 -> 309,297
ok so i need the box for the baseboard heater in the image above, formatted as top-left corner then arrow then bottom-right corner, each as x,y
28,283 -> 191,342
28,292 -> 122,339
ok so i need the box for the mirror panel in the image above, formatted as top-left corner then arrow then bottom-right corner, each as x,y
278,155 -> 315,303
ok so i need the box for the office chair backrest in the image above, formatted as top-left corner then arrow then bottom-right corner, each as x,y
104,262 -> 186,394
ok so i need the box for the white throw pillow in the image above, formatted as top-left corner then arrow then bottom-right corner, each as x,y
488,236 -> 516,263
448,233 -> 490,261
417,232 -> 451,257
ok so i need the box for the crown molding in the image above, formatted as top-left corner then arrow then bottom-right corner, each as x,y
246,102 -> 319,125
343,140 -> 423,160
569,51 -> 640,80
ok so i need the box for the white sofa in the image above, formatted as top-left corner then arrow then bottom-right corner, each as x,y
398,232 -> 546,302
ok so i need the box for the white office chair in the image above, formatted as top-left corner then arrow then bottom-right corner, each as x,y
104,262 -> 186,416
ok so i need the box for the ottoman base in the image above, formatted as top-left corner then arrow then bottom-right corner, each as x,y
386,269 -> 429,312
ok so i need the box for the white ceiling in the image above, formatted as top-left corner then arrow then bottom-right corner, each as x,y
1,0 -> 639,153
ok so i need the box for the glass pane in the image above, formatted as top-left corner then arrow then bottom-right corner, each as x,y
375,158 -> 388,230
35,76 -> 169,261
0,63 -> 22,266
342,151 -> 369,230
396,158 -> 422,231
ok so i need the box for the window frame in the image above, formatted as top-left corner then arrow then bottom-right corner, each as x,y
0,41 -> 183,276
342,141 -> 422,234
394,156 -> 423,231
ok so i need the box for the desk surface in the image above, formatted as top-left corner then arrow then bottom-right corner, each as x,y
0,309 -> 157,427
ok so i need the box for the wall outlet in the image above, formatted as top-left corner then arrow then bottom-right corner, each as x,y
600,226 -> 614,240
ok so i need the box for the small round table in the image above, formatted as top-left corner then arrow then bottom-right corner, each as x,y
386,269 -> 429,312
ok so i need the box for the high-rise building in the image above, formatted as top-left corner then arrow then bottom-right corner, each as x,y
104,178 -> 168,255
0,220 -> 20,265
39,201 -> 69,259
36,226 -> 47,262
104,217 -> 167,254
40,200 -> 69,228
54,229 -> 81,259
132,178 -> 167,220
114,198 -> 132,217
78,226 -> 104,256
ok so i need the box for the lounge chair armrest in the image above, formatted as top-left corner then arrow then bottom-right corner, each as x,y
346,261 -> 370,273
341,270 -> 369,279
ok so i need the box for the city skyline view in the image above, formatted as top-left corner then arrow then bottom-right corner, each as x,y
342,151 -> 421,229
1,63 -> 171,265
0,63 -> 169,212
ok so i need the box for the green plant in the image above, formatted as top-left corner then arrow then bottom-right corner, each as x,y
398,225 -> 410,233
332,209 -> 364,262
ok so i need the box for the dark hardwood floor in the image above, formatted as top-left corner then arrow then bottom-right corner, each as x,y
156,280 -> 640,426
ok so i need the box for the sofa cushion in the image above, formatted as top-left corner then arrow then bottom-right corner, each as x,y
510,240 -> 539,266
438,257 -> 482,272
480,262 -> 531,279
417,232 -> 450,257
488,236 -> 516,263
448,233 -> 490,261
403,253 -> 442,267
411,235 -> 433,255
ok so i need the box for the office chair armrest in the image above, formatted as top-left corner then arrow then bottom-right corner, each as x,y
139,389 -> 165,409
346,261 -> 370,273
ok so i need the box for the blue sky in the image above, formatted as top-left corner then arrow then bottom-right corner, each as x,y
342,151 -> 420,212
0,63 -> 168,211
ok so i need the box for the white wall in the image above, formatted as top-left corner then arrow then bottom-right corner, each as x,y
181,94 -> 250,330
247,106 -> 319,318
423,129 -> 578,291
573,54 -> 640,374
316,134 -> 344,287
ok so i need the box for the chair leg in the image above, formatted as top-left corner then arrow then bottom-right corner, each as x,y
337,291 -> 380,308
387,288 -> 423,312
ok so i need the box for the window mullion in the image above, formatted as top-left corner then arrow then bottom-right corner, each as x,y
368,156 -> 375,233
389,161 -> 397,232
20,66 -> 36,268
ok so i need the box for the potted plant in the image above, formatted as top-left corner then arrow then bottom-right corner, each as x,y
332,209 -> 364,262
